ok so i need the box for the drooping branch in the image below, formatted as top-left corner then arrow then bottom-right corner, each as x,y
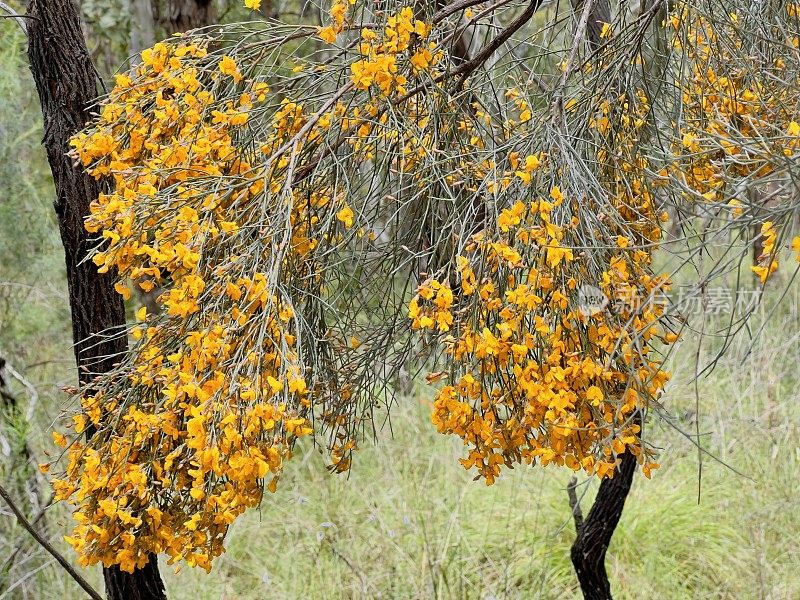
25,0 -> 166,597
0,0 -> 30,35
0,483 -> 103,600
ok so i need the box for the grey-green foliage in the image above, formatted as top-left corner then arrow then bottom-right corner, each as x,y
0,25 -> 66,347
0,25 -> 73,596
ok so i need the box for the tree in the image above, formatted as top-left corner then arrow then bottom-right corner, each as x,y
46,0 -> 800,597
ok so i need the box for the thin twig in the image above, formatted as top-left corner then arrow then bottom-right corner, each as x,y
2,360 -> 39,421
398,0 -> 544,100
0,493 -> 55,579
0,483 -> 103,600
566,476 -> 584,532
432,0 -> 494,24
0,1 -> 29,34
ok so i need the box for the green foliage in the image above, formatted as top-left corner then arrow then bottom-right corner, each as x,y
0,24 -> 66,347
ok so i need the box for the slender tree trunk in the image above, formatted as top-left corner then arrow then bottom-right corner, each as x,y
168,0 -> 215,32
131,0 -> 157,56
570,444 -> 638,600
104,555 -> 166,600
25,0 -> 166,598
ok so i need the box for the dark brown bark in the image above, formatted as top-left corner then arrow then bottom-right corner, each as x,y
0,357 -> 15,406
25,0 -> 166,598
570,444 -> 638,600
104,555 -> 166,600
168,0 -> 215,32
570,0 -> 611,49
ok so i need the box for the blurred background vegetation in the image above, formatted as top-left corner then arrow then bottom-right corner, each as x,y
0,3 -> 799,599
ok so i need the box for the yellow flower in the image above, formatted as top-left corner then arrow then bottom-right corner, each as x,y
319,26 -> 337,43
586,386 -> 604,404
114,282 -> 132,300
337,205 -> 354,228
244,0 -> 261,9
219,56 -> 242,82
409,48 -> 433,71
751,262 -> 778,284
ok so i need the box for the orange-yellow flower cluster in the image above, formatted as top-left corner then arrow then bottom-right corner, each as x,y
60,41 -> 319,573
668,2 -> 800,268
350,8 -> 433,96
410,88 -> 673,484
410,205 -> 670,484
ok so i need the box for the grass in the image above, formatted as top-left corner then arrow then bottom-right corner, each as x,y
30,290 -> 798,600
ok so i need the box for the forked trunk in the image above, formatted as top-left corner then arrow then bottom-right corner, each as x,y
570,446 -> 638,600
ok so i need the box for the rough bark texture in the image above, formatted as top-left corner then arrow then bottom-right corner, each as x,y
104,555 -> 166,600
168,0 -> 215,32
25,0 -> 166,598
570,446 -> 638,600
0,358 -> 14,406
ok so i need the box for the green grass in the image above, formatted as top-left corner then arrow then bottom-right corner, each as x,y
150,294 -> 796,600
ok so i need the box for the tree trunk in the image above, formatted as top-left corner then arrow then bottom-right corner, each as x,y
570,448 -> 637,600
25,0 -> 166,598
570,0 -> 611,49
168,0 -> 215,32
104,555 -> 166,600
131,0 -> 157,56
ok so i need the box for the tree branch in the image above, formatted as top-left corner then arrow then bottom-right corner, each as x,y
567,476 -> 584,532
0,0 -> 31,35
0,483 -> 103,600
